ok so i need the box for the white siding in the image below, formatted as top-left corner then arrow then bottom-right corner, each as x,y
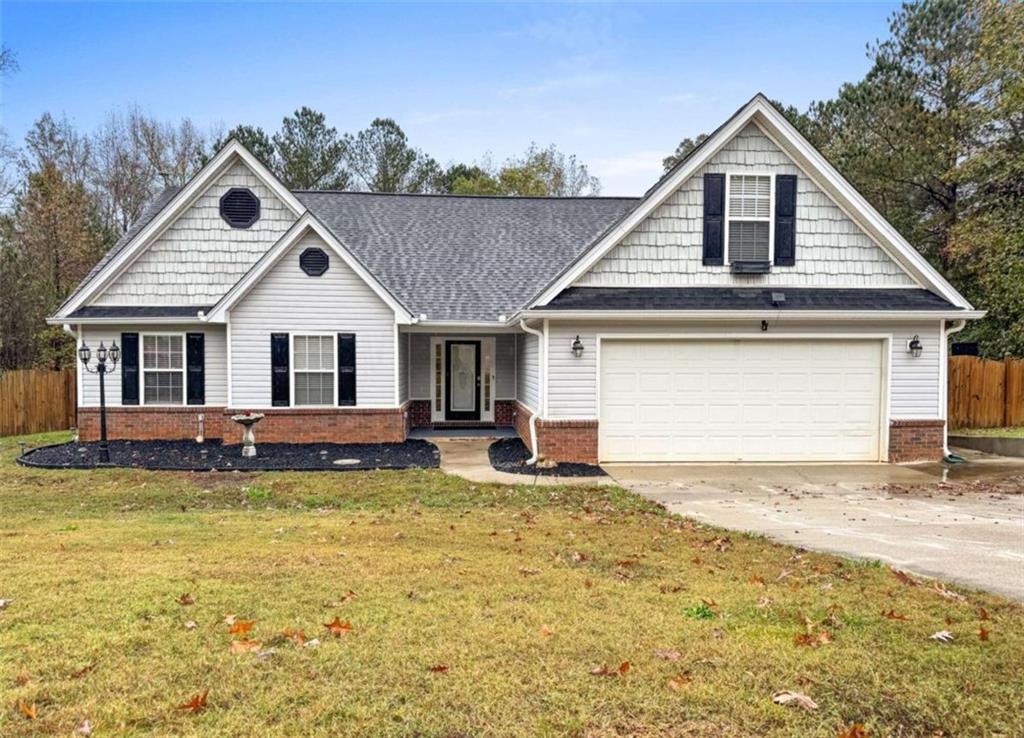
96,161 -> 297,306
409,334 -> 432,399
495,334 -> 516,399
229,232 -> 397,407
79,324 -> 227,407
576,123 -> 916,288
546,320 -> 942,421
516,332 -> 540,412
398,330 -> 409,404
406,333 -> 516,400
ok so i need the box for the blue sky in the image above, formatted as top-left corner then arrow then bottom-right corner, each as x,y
1,2 -> 897,195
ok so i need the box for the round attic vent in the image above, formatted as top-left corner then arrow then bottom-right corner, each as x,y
300,247 -> 329,276
219,188 -> 260,228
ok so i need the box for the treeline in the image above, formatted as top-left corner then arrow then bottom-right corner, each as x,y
0,94 -> 600,370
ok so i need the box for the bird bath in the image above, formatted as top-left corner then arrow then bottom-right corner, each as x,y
231,413 -> 265,457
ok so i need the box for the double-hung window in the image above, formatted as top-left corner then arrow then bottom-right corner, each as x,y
142,334 -> 184,405
292,335 -> 335,406
726,174 -> 773,264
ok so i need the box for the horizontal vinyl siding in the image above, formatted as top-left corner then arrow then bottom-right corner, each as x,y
495,335 -> 516,398
409,334 -> 432,399
79,324 -> 227,407
96,161 -> 297,306
406,333 -> 516,400
398,330 -> 409,404
576,123 -> 916,289
546,320 -> 941,420
516,333 -> 539,412
230,232 -> 397,407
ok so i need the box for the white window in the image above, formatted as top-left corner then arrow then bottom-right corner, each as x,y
726,174 -> 773,263
292,335 -> 335,406
142,334 -> 184,405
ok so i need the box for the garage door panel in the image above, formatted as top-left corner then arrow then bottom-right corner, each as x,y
600,339 -> 883,463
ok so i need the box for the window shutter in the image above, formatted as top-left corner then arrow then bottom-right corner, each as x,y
271,333 -> 290,407
120,332 -> 139,405
702,173 -> 725,265
337,333 -> 356,406
774,174 -> 797,267
186,332 -> 205,405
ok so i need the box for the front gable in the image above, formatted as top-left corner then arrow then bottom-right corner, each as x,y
576,123 -> 915,289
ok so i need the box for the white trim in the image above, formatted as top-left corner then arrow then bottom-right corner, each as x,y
522,309 -> 985,321
595,333 -> 891,463
289,333 -> 337,409
204,213 -> 413,324
542,319 -> 550,418
140,332 -> 187,407
407,321 -> 514,331
226,319 -> 233,407
428,335 -> 496,422
76,325 -> 83,411
393,323 -> 400,406
54,140 -> 305,319
530,94 -> 973,310
723,170 -> 774,266
48,315 -> 207,326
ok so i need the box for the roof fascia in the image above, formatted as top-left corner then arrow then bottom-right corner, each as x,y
54,140 -> 305,319
46,315 -> 207,326
521,309 -> 985,321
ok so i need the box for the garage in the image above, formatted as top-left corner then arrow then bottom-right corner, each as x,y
599,338 -> 886,463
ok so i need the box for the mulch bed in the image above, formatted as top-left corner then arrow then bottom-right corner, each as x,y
17,439 -> 440,472
487,437 -> 605,477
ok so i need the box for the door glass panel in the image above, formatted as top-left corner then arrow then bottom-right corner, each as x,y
450,344 -> 476,412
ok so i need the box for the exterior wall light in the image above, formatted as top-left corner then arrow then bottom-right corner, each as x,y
907,335 -> 923,358
571,335 -> 584,358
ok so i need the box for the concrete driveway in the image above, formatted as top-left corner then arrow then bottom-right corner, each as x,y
606,451 -> 1024,600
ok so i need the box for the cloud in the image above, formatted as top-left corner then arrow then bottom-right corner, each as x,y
405,107 -> 497,126
502,72 -> 612,97
588,150 -> 666,195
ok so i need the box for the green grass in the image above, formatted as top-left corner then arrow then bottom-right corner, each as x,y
2,432 -> 1022,737
955,426 -> 1024,438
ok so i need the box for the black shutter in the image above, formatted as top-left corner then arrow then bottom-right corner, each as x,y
337,333 -> 356,406
774,174 -> 797,267
271,333 -> 290,407
186,332 -> 205,405
120,332 -> 139,405
702,173 -> 725,265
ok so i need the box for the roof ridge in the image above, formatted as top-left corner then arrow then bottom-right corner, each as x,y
293,189 -> 639,201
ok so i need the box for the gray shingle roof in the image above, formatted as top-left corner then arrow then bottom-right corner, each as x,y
296,192 -> 638,321
544,287 -> 961,312
68,305 -> 212,319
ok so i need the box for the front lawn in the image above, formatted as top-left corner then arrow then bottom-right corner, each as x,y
1,433 -> 1021,737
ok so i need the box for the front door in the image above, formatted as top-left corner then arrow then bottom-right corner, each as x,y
445,340 -> 481,421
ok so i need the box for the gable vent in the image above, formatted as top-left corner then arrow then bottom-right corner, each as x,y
300,247 -> 329,276
219,188 -> 260,228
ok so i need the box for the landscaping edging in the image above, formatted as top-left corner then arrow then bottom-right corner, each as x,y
949,435 -> 1024,458
17,439 -> 441,472
487,437 -> 605,478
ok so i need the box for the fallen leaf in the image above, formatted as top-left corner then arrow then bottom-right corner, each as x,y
176,593 -> 195,606
15,672 -> 30,686
282,627 -> 306,646
184,620 -> 198,630
978,607 -> 990,621
619,660 -> 631,675
76,718 -> 93,736
772,690 -> 819,711
583,579 -> 593,589
227,619 -> 256,636
518,567 -> 540,576
230,639 -> 262,654
668,671 -> 693,690
177,690 -> 208,712
978,626 -> 990,641
222,614 -> 237,626
881,609 -> 909,621
590,661 -> 630,677
757,596 -> 773,609
748,575 -> 766,587
794,630 -> 833,648
0,598 -> 11,610
17,700 -> 37,720
323,617 -> 352,638
71,663 -> 95,679
930,630 -> 954,643
428,664 -> 449,673
837,724 -> 868,738
653,648 -> 681,661
540,625 -> 555,638
932,581 -> 965,601
892,569 -> 918,587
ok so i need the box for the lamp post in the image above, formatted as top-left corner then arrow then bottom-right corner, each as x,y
78,339 -> 120,465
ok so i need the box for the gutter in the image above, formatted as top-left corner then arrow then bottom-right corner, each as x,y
944,319 -> 968,462
518,319 -> 544,465
519,309 -> 987,321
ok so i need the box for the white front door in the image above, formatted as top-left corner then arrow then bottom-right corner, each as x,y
599,338 -> 885,462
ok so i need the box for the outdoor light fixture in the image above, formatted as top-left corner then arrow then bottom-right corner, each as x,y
78,339 -> 120,465
907,335 -> 923,358
571,335 -> 584,358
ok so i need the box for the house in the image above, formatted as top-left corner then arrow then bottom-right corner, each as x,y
50,95 -> 983,464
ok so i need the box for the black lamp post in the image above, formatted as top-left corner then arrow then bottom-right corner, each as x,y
78,339 -> 120,465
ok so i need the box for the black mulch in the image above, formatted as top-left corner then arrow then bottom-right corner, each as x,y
487,437 -> 605,477
17,439 -> 440,472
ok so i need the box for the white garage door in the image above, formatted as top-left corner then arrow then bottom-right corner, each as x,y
600,339 -> 884,462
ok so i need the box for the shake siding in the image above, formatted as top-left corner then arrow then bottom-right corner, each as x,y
406,333 -> 516,400
79,324 -> 227,407
546,321 -> 941,420
516,333 -> 539,412
96,161 -> 297,306
575,123 -> 916,288
229,232 -> 396,407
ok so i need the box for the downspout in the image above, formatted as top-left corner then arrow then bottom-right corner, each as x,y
519,319 -> 544,464
944,319 -> 967,463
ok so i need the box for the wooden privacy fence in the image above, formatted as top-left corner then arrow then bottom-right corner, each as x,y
0,368 -> 77,437
948,356 -> 1024,430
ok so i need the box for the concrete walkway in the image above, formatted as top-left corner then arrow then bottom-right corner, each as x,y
607,455 -> 1024,600
433,437 -> 609,487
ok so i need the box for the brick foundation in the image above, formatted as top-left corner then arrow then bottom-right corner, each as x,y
78,406 -> 407,444
889,419 -> 945,462
495,399 -> 515,426
511,402 -> 599,465
407,400 -> 433,429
